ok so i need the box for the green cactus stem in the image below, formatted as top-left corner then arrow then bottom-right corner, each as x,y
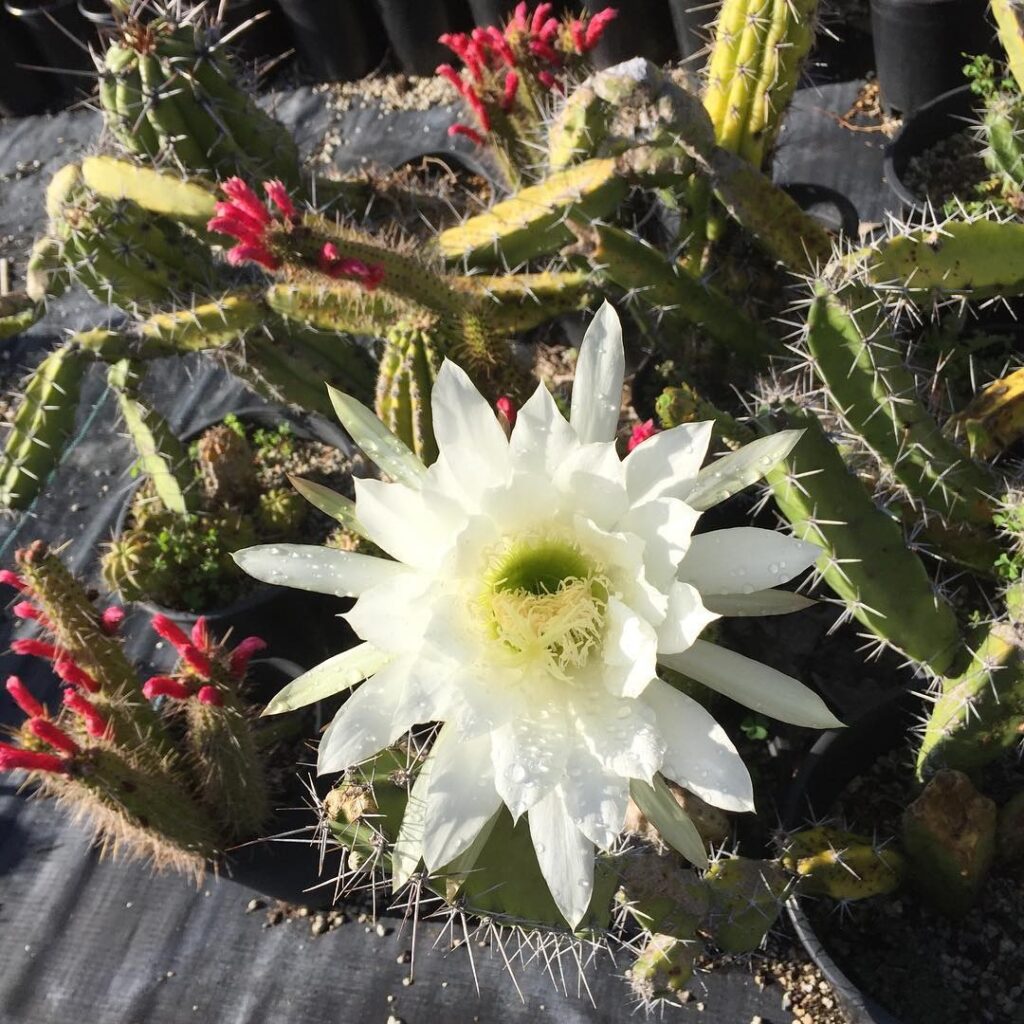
0,292 -> 42,340
99,20 -> 300,185
571,220 -> 780,362
0,345 -> 87,510
138,293 -> 267,351
901,769 -> 998,917
374,319 -> 442,464
703,856 -> 789,953
992,0 -> 1024,94
628,933 -> 699,1003
108,360 -> 196,516
26,235 -> 69,302
948,366 -> 1024,460
450,271 -> 594,332
781,826 -> 905,900
437,157 -> 629,269
265,280 -> 403,338
763,406 -> 963,673
806,282 -> 996,533
917,619 -> 1024,775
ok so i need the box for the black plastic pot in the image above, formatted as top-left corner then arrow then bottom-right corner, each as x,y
110,406 -> 356,669
217,0 -> 295,64
883,84 -> 977,211
4,0 -> 97,100
587,0 -> 677,68
275,0 -> 386,81
374,0 -> 473,75
668,0 -> 719,66
0,9 -> 55,115
783,691 -> 916,1024
870,0 -> 994,116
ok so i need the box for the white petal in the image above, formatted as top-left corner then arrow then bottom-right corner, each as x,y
561,745 -> 629,850
680,430 -> 803,510
491,699 -> 569,818
554,442 -> 629,529
619,496 -> 700,591
570,301 -> 624,445
328,384 -> 425,487
623,422 -> 713,505
392,753 -> 432,889
602,596 -> 658,698
263,643 -> 390,715
642,678 -> 754,813
629,777 -> 708,868
656,581 -> 719,654
528,786 -> 596,929
704,589 -> 816,617
509,383 -> 578,475
678,528 -> 820,595
344,573 -> 434,654
234,544 -> 405,597
421,725 -> 503,871
354,478 -> 464,570
431,359 -> 510,488
570,685 -> 664,783
660,640 -> 843,728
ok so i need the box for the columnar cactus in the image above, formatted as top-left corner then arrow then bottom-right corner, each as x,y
0,543 -> 271,872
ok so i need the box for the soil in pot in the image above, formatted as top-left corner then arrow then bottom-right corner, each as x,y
804,739 -> 1024,1024
900,129 -> 990,207
102,411 -> 365,614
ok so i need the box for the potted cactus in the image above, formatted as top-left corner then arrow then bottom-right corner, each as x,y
0,540 -> 328,903
99,371 -> 363,663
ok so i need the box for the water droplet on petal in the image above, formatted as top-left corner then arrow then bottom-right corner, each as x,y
511,763 -> 527,783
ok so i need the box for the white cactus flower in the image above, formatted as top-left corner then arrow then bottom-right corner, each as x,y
236,303 -> 840,928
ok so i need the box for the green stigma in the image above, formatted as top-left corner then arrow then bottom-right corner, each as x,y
480,536 -> 609,679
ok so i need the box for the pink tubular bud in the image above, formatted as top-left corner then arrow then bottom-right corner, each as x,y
318,244 -> 386,291
196,685 -> 223,707
11,638 -> 61,662
465,89 -> 492,132
495,396 -> 517,431
142,676 -> 193,702
63,690 -> 112,741
229,636 -> 268,679
537,69 -> 558,91
263,179 -> 297,220
584,7 -> 617,50
511,2 -> 528,30
501,71 -> 519,111
151,614 -> 212,680
528,38 -> 560,65
221,178 -> 271,225
212,201 -> 268,240
627,419 -> 659,452
27,717 -> 80,756
486,26 -> 516,66
449,123 -> 485,146
6,676 -> 45,718
538,17 -> 560,43
53,658 -> 99,694
569,18 -> 585,52
0,742 -> 68,775
190,617 -> 210,653
436,63 -> 466,95
13,601 -> 50,627
531,3 -> 554,33
0,569 -> 27,591
226,244 -> 280,272
99,606 -> 125,635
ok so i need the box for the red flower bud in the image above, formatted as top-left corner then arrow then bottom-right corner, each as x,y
531,3 -> 554,34
12,601 -> 50,628
501,71 -> 519,111
53,658 -> 99,694
6,676 -> 44,718
63,690 -> 112,741
263,179 -> 297,220
142,676 -> 193,702
0,569 -> 27,591
511,2 -> 528,31
229,636 -> 268,679
27,717 -> 80,756
448,123 -> 485,146
584,7 -> 617,50
11,638 -> 61,661
225,244 -> 280,272
496,396 -> 517,431
221,178 -> 271,226
196,685 -> 223,707
627,419 -> 659,452
190,616 -> 210,653
99,606 -> 125,635
0,742 -> 68,775
151,614 -> 212,679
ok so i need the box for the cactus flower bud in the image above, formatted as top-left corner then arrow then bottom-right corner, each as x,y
584,8 -> 617,50
196,685 -> 223,707
11,637 -> 61,661
0,742 -> 68,774
12,601 -> 50,627
53,657 -> 99,694
495,396 -> 517,436
142,676 -> 193,701
263,179 -> 297,221
63,690 -> 112,740
501,71 -> 519,111
27,717 -> 80,756
221,178 -> 272,226
150,614 -> 212,679
229,636 -> 268,679
99,606 -> 125,635
449,124 -> 485,146
5,676 -> 45,718
317,244 -> 386,291
190,616 -> 210,652
0,569 -> 27,591
627,419 -> 659,452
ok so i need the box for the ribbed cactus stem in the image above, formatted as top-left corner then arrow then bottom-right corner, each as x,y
992,0 -> 1024,94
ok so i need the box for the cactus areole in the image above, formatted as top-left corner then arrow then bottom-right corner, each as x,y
236,304 -> 840,927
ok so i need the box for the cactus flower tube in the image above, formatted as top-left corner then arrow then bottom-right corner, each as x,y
236,303 -> 839,927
